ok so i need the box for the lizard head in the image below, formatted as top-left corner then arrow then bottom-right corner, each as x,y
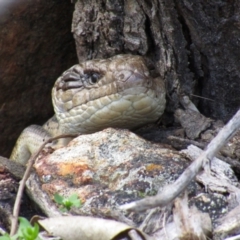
52,54 -> 166,134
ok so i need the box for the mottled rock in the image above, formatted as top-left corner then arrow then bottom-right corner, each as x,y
27,128 -> 190,222
0,0 -> 78,157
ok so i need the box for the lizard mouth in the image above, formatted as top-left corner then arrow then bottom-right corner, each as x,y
55,69 -> 104,91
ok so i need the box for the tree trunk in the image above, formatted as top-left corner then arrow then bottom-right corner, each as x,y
72,0 -> 240,122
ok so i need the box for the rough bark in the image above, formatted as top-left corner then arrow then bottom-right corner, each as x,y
175,0 -> 240,121
72,0 -> 240,123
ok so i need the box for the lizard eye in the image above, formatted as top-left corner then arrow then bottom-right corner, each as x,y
90,73 -> 100,84
83,71 -> 102,85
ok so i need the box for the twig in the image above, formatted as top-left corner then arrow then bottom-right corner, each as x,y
120,109 -> 240,212
10,134 -> 78,236
225,235 -> 240,240
190,94 -> 214,102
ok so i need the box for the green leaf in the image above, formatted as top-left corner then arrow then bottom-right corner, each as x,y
17,217 -> 40,240
22,223 -> 39,240
18,217 -> 32,229
62,199 -> 73,210
0,218 -> 40,240
0,234 -> 11,240
68,194 -> 81,208
54,193 -> 64,204
54,193 -> 81,211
